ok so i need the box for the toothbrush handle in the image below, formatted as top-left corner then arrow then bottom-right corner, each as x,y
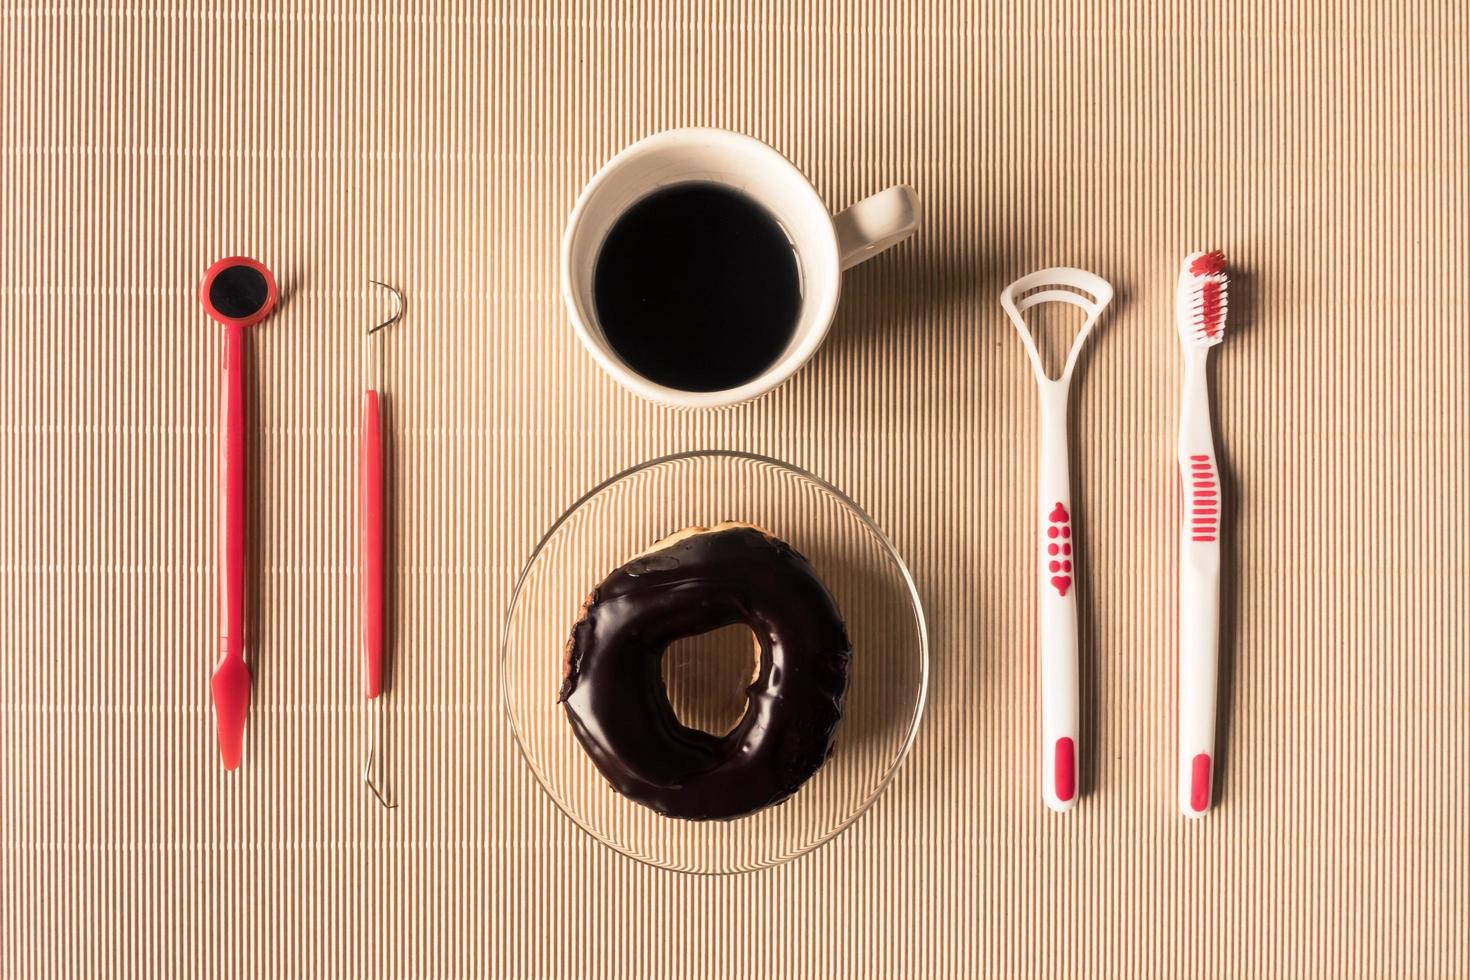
212,323 -> 251,770
1038,391 -> 1078,812
359,390 -> 384,700
1179,356 -> 1221,816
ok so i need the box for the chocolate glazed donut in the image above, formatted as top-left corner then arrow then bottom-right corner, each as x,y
560,523 -> 851,820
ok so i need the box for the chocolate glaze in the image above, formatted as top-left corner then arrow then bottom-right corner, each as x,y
560,525 -> 851,820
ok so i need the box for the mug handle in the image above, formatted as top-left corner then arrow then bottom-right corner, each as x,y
832,185 -> 921,271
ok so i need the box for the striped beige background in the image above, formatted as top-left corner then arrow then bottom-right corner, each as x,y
2,1 -> 1466,977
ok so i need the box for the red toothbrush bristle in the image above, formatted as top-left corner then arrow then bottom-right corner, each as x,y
1198,280 -> 1225,338
1190,250 -> 1227,277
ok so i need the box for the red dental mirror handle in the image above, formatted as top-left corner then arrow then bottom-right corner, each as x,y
212,323 -> 251,770
201,256 -> 277,770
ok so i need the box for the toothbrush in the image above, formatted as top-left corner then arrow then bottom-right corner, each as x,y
1000,267 -> 1115,812
1176,250 -> 1229,817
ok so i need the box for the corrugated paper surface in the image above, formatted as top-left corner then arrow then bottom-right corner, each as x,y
3,1 -> 1467,976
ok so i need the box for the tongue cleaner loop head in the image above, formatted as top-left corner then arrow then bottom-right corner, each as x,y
999,267 -> 1115,385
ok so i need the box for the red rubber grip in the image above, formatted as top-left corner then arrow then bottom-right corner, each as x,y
1055,737 -> 1076,803
1190,753 -> 1212,813
212,323 -> 251,770
360,390 -> 384,699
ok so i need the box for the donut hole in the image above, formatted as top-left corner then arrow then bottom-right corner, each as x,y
660,624 -> 761,737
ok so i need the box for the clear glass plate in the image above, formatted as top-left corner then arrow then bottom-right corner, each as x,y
500,451 -> 928,874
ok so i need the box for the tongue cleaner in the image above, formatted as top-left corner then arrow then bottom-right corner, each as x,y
999,267 -> 1114,812
200,257 -> 278,771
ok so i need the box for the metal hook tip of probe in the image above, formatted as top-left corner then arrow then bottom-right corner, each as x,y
363,697 -> 398,809
367,280 -> 405,335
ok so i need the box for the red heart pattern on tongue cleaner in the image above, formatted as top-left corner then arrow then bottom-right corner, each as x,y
1046,502 -> 1073,596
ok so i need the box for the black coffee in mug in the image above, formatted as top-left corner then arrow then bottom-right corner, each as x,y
593,183 -> 802,392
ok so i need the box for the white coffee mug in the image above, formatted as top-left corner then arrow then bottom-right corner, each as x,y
562,128 -> 920,408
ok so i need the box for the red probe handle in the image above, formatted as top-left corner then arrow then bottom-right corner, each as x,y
212,323 -> 251,770
360,390 -> 384,699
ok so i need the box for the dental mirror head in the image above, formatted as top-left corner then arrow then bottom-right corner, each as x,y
200,256 -> 278,327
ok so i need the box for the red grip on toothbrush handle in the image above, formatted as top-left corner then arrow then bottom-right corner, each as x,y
360,390 -> 384,700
